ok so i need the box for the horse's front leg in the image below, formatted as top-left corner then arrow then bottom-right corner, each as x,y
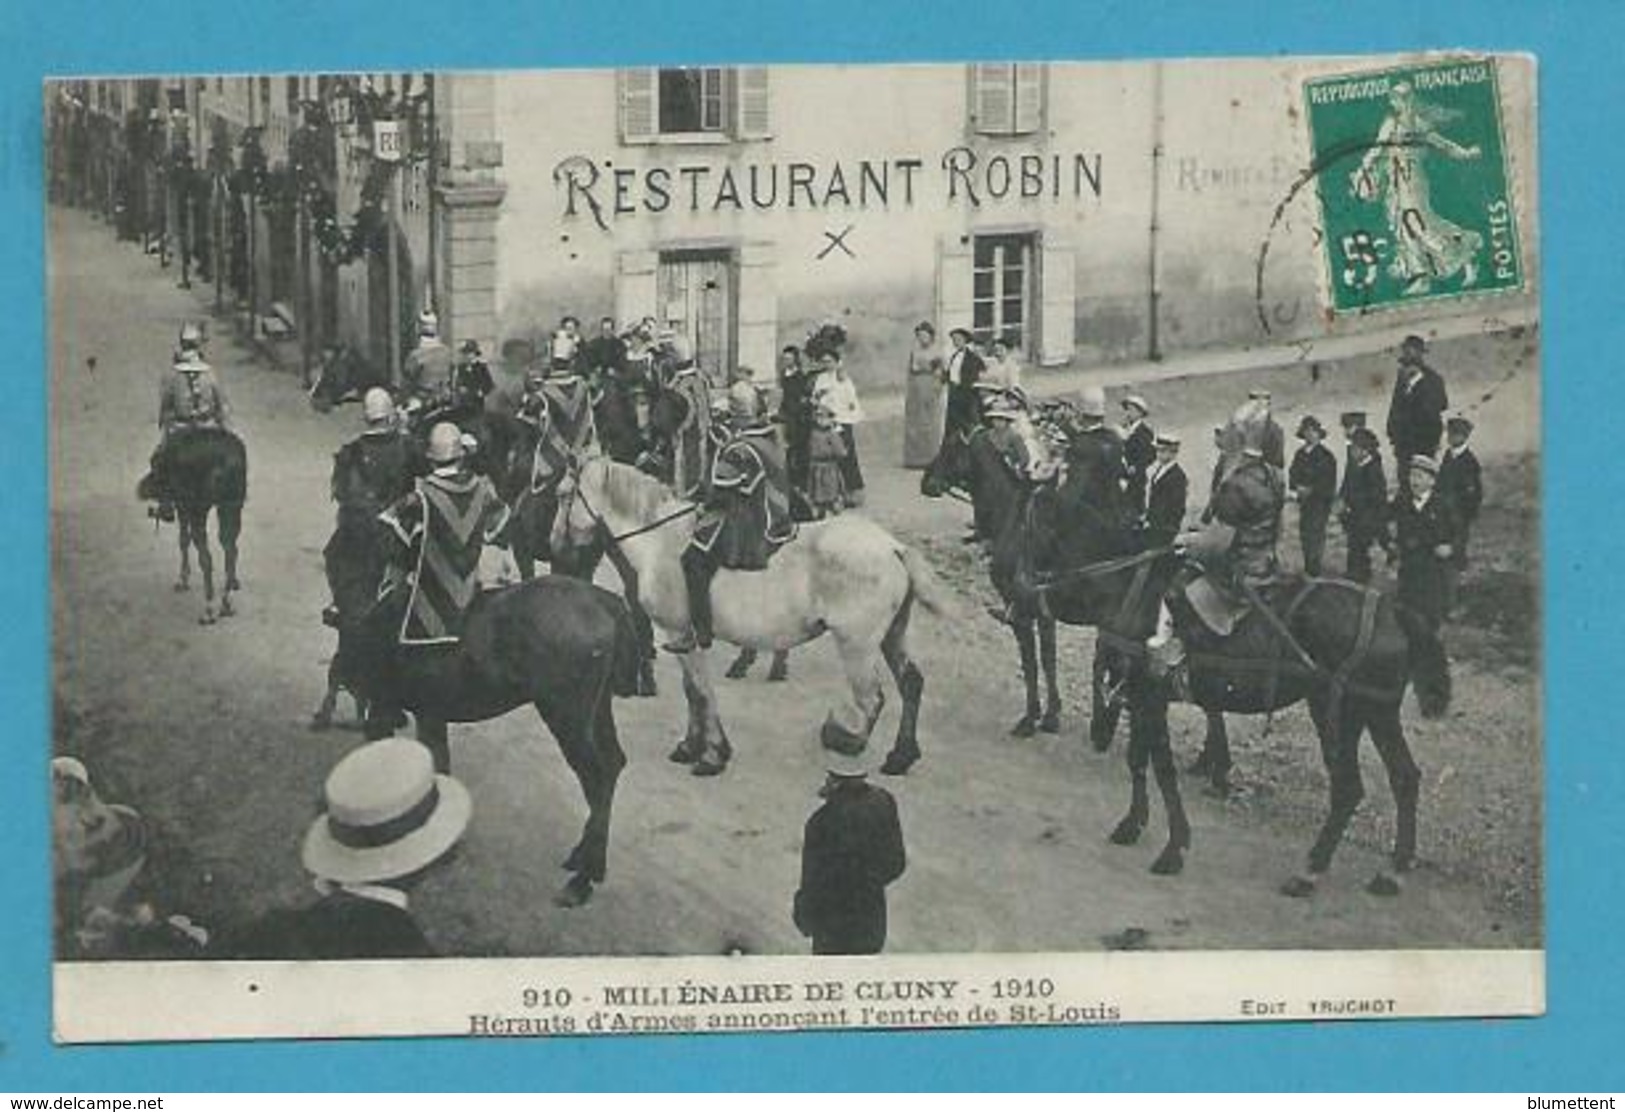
416,715 -> 452,775
668,652 -> 709,766
1010,614 -> 1043,737
682,648 -> 733,777
174,520 -> 191,592
1038,615 -> 1061,733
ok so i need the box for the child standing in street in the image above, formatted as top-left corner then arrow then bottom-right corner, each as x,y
806,402 -> 849,520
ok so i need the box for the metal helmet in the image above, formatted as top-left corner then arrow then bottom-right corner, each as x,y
362,387 -> 396,425
178,321 -> 204,350
425,422 -> 465,464
727,381 -> 761,424
1076,385 -> 1107,419
1227,398 -> 1271,457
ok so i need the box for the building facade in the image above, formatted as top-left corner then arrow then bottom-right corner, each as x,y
492,58 -> 1538,391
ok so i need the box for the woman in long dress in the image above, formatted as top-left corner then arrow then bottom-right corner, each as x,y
1350,81 -> 1484,295
902,321 -> 946,469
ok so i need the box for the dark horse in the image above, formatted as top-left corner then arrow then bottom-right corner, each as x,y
147,428 -> 247,625
329,545 -> 641,905
1019,473 -> 1451,895
921,428 -> 1239,791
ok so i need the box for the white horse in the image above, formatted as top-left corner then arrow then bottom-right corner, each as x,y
551,456 -> 958,776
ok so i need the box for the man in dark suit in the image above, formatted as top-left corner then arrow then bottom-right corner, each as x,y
793,753 -> 907,955
1119,394 -> 1156,510
1138,431 -> 1188,549
1437,413 -> 1484,616
1248,388 -> 1287,470
943,327 -> 987,439
1388,454 -> 1461,631
1288,415 -> 1338,576
1338,427 -> 1390,584
1386,335 -> 1450,479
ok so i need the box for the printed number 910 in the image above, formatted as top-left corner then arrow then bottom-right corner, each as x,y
991,978 -> 1055,1000
521,987 -> 573,1009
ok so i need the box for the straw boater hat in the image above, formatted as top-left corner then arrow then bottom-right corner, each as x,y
948,326 -> 974,344
1121,394 -> 1150,417
1154,431 -> 1181,450
302,739 -> 471,886
1247,388 -> 1272,402
52,756 -> 148,915
1407,454 -> 1439,476
174,353 -> 210,374
1446,413 -> 1475,435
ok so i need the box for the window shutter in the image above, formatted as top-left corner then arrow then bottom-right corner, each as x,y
1014,63 -> 1044,134
971,64 -> 1014,135
618,68 -> 656,145
735,66 -> 771,140
615,250 -> 659,330
936,233 -> 976,338
736,242 -> 778,383
1037,234 -> 1076,367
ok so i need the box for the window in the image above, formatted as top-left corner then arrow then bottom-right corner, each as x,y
658,68 -> 725,134
970,63 -> 1044,136
972,234 -> 1033,352
619,67 -> 771,144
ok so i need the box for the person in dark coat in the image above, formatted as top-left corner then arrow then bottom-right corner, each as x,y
1247,388 -> 1287,470
793,752 -> 907,955
1338,426 -> 1390,584
1137,431 -> 1188,550
776,345 -> 814,493
1387,455 -> 1460,631
1119,394 -> 1156,510
1288,415 -> 1338,577
1386,335 -> 1450,477
223,738 -> 469,960
1062,385 -> 1132,527
583,316 -> 627,390
1436,413 -> 1483,615
942,327 -> 987,439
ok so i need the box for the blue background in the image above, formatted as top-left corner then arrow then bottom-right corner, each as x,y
1,0 -> 1615,1092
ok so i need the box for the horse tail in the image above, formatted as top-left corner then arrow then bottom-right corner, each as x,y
1396,603 -> 1452,719
608,596 -> 643,699
896,545 -> 965,621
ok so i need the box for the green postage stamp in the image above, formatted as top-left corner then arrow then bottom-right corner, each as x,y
1304,57 -> 1524,314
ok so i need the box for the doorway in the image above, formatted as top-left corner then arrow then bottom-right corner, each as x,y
657,248 -> 735,388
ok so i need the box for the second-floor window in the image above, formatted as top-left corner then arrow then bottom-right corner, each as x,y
970,63 -> 1044,136
620,66 -> 771,144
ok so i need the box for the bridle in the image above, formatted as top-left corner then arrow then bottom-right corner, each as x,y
555,457 -> 699,551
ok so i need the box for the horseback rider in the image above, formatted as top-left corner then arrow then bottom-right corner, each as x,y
379,422 -> 512,646
321,387 -> 417,628
1062,385 -> 1130,519
668,382 -> 796,654
1148,405 -> 1285,674
519,331 -> 602,492
142,334 -> 232,521
401,309 -> 454,409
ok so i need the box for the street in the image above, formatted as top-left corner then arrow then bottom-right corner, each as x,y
50,204 -> 1540,957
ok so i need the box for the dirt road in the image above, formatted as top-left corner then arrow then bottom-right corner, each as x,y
50,205 -> 1540,957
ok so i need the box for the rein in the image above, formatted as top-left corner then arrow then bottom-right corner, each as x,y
562,463 -> 699,547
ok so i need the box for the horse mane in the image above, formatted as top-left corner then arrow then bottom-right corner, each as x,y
593,458 -> 685,522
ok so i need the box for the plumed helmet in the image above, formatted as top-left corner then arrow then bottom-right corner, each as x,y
1076,385 -> 1107,419
417,309 -> 439,337
425,422 -> 465,464
551,330 -> 578,363
362,387 -> 396,425
727,381 -> 761,424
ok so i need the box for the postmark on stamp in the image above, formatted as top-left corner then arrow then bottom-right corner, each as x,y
1304,56 -> 1525,315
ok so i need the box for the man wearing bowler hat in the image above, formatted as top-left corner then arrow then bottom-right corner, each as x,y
793,752 -> 907,955
1289,415 -> 1338,576
1386,334 -> 1450,478
1338,424 -> 1390,584
226,738 -> 471,959
1388,454 -> 1460,631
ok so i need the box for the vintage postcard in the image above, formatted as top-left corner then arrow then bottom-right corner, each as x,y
48,51 -> 1541,1043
